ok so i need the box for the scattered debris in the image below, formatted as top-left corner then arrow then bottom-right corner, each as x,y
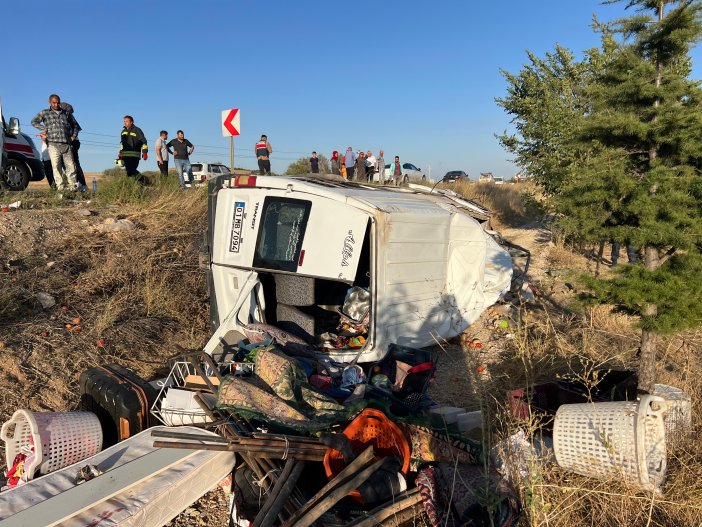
95,218 -> 136,233
35,292 -> 56,310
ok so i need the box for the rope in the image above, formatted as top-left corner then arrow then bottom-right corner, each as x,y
281,436 -> 290,460
253,468 -> 279,489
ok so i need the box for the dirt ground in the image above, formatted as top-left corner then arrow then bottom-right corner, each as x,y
0,183 -> 698,526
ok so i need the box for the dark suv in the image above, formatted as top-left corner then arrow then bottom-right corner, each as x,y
442,170 -> 468,183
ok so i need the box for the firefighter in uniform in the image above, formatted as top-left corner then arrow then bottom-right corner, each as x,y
255,134 -> 272,175
118,115 -> 148,182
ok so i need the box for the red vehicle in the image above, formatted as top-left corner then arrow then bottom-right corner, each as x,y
1,100 -> 45,190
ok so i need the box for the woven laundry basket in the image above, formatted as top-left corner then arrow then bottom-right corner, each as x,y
553,395 -> 667,492
1,410 -> 103,481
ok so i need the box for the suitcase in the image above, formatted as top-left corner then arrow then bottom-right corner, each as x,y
79,364 -> 159,448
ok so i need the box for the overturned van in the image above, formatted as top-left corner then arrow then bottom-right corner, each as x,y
202,174 -> 514,363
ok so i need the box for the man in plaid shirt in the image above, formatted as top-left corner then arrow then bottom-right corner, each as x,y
31,94 -> 81,191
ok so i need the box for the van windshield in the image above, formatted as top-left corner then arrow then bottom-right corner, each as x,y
253,197 -> 311,272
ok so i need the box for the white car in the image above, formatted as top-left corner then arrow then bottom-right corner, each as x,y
375,162 -> 425,184
202,174 -> 514,363
188,162 -> 231,186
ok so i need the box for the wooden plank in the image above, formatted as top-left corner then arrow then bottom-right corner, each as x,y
347,489 -> 423,527
152,440 -> 325,461
281,446 -> 375,527
291,456 -> 386,527
0,446 -> 198,527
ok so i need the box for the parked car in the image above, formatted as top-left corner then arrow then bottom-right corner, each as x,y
493,176 -> 504,185
1,100 -> 45,190
478,172 -> 494,183
376,161 -> 425,184
441,170 -> 468,183
201,174 -> 515,364
188,162 -> 231,186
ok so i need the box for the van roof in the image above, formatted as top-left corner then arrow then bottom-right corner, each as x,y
228,174 -> 492,222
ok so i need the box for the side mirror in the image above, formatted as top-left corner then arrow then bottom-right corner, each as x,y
7,117 -> 20,135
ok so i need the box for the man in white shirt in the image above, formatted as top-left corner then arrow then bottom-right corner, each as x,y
155,130 -> 169,176
365,150 -> 377,182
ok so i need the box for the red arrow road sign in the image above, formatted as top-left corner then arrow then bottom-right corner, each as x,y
222,108 -> 240,137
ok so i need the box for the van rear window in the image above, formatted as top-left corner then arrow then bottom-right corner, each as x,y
253,197 -> 311,272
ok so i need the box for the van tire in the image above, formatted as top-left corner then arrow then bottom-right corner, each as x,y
2,159 -> 30,191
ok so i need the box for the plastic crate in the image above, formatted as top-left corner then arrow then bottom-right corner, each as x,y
1,410 -> 103,481
507,371 -> 638,431
553,395 -> 667,492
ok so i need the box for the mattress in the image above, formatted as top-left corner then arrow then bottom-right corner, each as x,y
0,425 -> 235,527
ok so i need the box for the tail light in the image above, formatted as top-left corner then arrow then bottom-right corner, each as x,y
201,175 -> 206,182
234,175 -> 257,187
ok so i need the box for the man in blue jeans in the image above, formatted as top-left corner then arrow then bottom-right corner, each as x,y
167,130 -> 195,188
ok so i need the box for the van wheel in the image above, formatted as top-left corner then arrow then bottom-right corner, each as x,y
2,160 -> 30,191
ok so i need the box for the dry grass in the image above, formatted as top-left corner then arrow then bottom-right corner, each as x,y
0,184 -> 210,422
441,181 -> 543,228
482,302 -> 702,527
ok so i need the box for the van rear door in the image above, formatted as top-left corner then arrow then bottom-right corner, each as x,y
212,188 -> 369,282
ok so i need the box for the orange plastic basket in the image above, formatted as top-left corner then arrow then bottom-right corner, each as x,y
323,408 -> 410,490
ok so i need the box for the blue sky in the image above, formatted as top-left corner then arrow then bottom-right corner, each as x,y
4,1 -> 701,179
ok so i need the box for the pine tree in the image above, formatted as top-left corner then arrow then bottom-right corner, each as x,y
496,45 -> 611,194
560,0 -> 702,393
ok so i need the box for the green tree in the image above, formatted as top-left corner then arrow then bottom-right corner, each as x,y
496,45 -> 608,194
285,154 -> 331,175
571,0 -> 702,392
498,0 -> 702,393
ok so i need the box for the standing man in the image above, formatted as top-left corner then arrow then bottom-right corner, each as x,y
255,134 -> 272,175
167,130 -> 195,188
119,115 -> 148,183
309,151 -> 320,173
365,150 -> 376,182
38,137 -> 56,189
344,146 -> 356,181
155,130 -> 169,177
31,94 -> 80,191
392,155 -> 402,186
376,149 -> 385,184
59,102 -> 87,191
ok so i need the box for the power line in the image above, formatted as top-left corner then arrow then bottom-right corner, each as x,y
80,130 -> 309,155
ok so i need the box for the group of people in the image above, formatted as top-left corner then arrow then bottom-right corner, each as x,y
335,147 -> 404,186
154,129 -> 196,188
31,93 -> 198,191
31,96 -> 403,192
310,147 -> 404,186
115,118 -> 196,189
253,134 -> 405,186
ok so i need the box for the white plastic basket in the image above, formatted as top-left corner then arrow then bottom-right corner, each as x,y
1,410 -> 103,481
553,395 -> 667,492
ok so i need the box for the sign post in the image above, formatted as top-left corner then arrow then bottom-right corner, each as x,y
221,108 -> 240,170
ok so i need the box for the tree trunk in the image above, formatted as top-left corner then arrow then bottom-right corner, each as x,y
638,245 -> 660,394
639,1 -> 666,395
